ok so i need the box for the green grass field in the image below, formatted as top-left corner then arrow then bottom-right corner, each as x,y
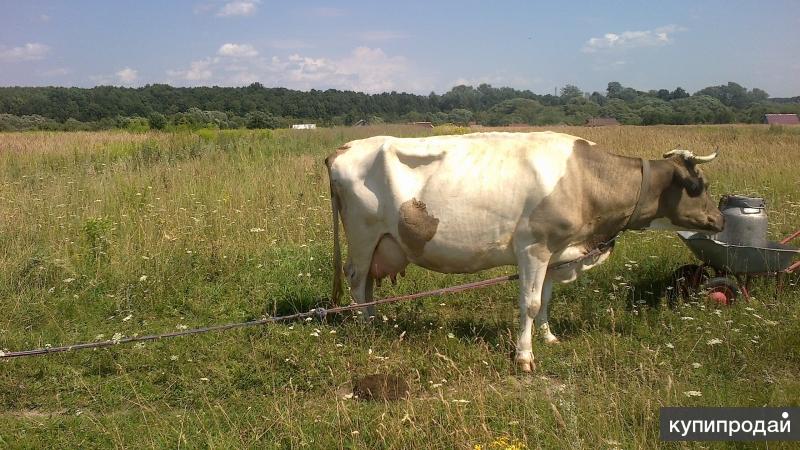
1,125 -> 799,449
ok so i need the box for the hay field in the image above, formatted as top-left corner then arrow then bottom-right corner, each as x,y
1,125 -> 799,448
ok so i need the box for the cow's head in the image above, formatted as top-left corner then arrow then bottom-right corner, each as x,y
651,149 -> 724,233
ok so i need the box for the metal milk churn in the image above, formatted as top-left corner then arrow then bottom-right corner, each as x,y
714,195 -> 768,247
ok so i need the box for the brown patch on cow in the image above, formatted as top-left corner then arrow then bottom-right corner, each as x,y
398,198 -> 439,256
528,139 -> 644,254
352,374 -> 410,401
325,143 -> 351,168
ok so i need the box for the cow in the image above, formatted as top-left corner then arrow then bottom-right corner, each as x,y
325,131 -> 723,372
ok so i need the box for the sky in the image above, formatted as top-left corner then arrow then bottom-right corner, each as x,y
1,0 -> 799,97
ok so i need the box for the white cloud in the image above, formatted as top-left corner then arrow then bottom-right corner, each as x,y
217,1 -> 259,17
166,46 -> 425,93
582,25 -> 684,53
167,58 -> 216,81
116,67 -> 139,84
0,43 -> 50,62
218,43 -> 258,58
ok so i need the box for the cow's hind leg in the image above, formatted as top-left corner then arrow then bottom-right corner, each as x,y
345,260 -> 377,318
514,244 -> 551,373
535,277 -> 559,344
344,241 -> 379,319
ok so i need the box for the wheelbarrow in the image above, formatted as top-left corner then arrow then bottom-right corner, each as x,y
670,229 -> 800,305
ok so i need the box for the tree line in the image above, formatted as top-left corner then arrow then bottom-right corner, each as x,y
0,81 -> 798,132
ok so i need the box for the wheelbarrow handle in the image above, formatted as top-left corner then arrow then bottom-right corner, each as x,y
780,229 -> 800,245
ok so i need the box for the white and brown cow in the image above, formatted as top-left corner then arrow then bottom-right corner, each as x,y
325,131 -> 723,371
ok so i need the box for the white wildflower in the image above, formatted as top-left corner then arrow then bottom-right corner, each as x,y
665,343 -> 675,349
706,338 -> 723,346
176,324 -> 188,330
692,362 -> 702,369
122,314 -> 132,322
170,355 -> 178,361
684,390 -> 702,397
63,278 -> 75,283
111,332 -> 123,343
139,275 -> 147,282
447,333 -> 455,339
249,228 -> 265,233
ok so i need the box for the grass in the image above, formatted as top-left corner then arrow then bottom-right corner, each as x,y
1,125 -> 799,449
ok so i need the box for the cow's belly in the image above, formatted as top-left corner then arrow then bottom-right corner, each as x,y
411,236 -> 517,273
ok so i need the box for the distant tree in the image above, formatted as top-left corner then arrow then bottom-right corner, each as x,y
559,85 -> 584,101
448,108 -> 473,126
656,89 -> 671,101
670,95 -> 733,124
589,91 -> 607,106
670,87 -> 689,100
750,88 -> 769,103
245,111 -> 278,129
601,99 -> 641,125
148,112 -> 167,130
607,81 -> 623,98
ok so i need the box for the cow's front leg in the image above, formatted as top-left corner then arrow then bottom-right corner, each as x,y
535,277 -> 559,344
515,245 -> 551,372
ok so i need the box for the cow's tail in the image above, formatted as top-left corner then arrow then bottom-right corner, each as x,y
326,163 -> 344,305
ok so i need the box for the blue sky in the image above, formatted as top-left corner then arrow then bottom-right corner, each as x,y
1,1 -> 799,96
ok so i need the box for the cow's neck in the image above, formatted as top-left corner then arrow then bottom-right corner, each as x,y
577,152 -> 672,239
621,158 -> 677,230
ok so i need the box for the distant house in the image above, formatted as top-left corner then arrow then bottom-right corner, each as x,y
763,114 -> 800,125
292,123 -> 317,130
586,117 -> 620,127
411,121 -> 434,128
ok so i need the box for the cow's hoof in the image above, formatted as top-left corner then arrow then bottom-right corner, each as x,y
516,359 -> 536,373
542,334 -> 560,345
514,351 -> 536,373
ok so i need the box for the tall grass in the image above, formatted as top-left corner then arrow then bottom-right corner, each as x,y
1,125 -> 798,448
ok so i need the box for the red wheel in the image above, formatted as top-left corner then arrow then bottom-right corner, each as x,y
703,277 -> 740,306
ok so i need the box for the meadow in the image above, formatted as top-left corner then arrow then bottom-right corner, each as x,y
1,125 -> 799,449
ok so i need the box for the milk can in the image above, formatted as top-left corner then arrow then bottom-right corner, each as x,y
714,195 -> 768,247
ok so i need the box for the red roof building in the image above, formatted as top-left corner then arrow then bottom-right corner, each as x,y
763,114 -> 800,125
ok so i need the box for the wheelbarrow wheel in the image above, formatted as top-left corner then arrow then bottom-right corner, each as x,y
703,277 -> 739,306
667,264 -> 710,306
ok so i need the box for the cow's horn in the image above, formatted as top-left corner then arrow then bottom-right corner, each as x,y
690,150 -> 718,164
662,148 -> 718,164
